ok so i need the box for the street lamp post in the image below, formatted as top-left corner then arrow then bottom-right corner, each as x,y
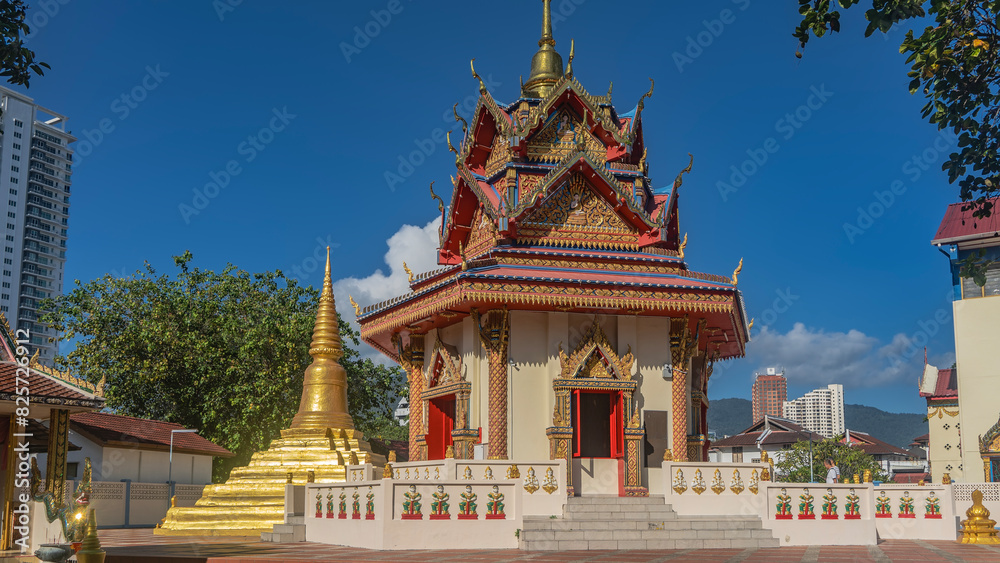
168,429 -> 199,504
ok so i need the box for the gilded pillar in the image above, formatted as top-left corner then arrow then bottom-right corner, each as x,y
669,317 -> 691,462
451,385 -> 477,459
400,335 -> 425,461
45,409 -> 70,507
546,391 -> 573,496
1,414 -> 15,550
473,308 -> 510,460
623,395 -> 647,496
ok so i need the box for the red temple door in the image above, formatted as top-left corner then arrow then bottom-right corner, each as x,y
426,395 -> 456,460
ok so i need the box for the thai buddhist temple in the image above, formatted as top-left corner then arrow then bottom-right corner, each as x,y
157,249 -> 385,535
356,0 -> 750,496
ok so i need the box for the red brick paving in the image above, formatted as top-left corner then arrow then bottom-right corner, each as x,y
89,529 -> 1000,562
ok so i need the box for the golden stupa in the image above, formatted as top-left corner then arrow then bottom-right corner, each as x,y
156,248 -> 385,535
959,489 -> 1000,544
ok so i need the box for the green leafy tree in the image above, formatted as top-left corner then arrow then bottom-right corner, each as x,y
774,436 -> 890,483
39,252 -> 406,481
0,0 -> 48,86
793,1 -> 1000,282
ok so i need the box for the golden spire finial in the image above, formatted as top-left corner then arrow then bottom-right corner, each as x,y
637,77 -> 655,112
565,39 -> 575,78
748,318 -> 755,331
403,262 -> 414,283
76,508 -> 105,558
452,103 -> 468,135
470,58 -> 486,95
522,0 -> 564,98
308,246 -> 343,361
679,233 -> 688,260
607,81 -> 613,99
288,246 -> 355,432
430,181 -> 444,213
732,257 -> 743,286
349,295 -> 360,317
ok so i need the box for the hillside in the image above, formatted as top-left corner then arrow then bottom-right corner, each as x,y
706,398 -> 927,448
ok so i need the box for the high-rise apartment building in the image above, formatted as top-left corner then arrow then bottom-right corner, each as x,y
0,85 -> 74,365
783,383 -> 845,438
751,367 -> 787,423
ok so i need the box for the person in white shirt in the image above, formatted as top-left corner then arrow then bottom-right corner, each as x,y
824,458 -> 840,483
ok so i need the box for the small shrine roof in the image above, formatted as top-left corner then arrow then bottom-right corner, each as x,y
918,364 -> 957,399
0,360 -> 104,408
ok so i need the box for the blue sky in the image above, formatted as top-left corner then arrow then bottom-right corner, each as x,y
20,1 -> 958,414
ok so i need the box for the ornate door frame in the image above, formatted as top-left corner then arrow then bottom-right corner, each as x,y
546,318 -> 646,496
423,337 -> 475,459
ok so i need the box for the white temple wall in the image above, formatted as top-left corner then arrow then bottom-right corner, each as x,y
954,296 -> 1000,480
509,311 -> 555,460
635,316 -> 672,493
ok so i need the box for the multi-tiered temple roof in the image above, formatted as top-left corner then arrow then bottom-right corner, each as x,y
358,1 -> 749,362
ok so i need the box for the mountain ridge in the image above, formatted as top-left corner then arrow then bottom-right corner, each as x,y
706,398 -> 927,448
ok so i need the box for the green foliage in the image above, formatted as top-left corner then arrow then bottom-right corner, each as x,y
793,1 -> 1000,240
39,252 -> 406,482
958,248 -> 996,287
0,1 -> 49,86
775,436 -> 889,483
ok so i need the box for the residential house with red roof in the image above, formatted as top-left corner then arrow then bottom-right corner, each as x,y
713,417 -> 914,480
36,412 -> 232,486
930,197 -> 1000,482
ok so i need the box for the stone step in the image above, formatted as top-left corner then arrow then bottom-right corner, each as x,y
523,517 -> 762,532
521,527 -> 776,542
521,536 -> 780,551
562,509 -> 680,520
566,494 -> 666,505
261,523 -> 306,542
286,515 -> 305,525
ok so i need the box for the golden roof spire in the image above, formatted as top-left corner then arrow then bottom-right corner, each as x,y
288,246 -> 354,432
522,0 -> 564,98
309,246 -> 344,361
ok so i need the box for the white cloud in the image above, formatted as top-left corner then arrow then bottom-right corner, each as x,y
332,218 -> 441,361
747,322 -> 945,388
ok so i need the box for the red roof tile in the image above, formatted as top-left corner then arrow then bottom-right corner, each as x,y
892,472 -> 930,484
70,412 -> 233,457
919,368 -> 957,399
932,197 -> 1000,244
714,429 -> 824,448
912,433 -> 929,445
0,361 -> 102,405
843,431 -> 910,456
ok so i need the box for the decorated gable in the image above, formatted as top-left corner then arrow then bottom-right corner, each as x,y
517,173 -> 638,249
526,107 -> 606,165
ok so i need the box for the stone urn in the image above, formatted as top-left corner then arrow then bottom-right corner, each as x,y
33,543 -> 74,563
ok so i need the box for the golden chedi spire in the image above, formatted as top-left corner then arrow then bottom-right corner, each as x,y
156,246 -> 383,536
522,0 -> 564,98
288,246 -> 354,433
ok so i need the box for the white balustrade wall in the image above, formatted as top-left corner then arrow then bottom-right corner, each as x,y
305,479 -> 522,550
345,459 -> 566,517
762,483 -> 877,546
871,484 -> 956,541
662,461 -> 771,516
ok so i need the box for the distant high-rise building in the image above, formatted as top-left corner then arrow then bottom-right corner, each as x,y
783,384 -> 845,438
0,85 -> 74,365
751,368 -> 787,423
